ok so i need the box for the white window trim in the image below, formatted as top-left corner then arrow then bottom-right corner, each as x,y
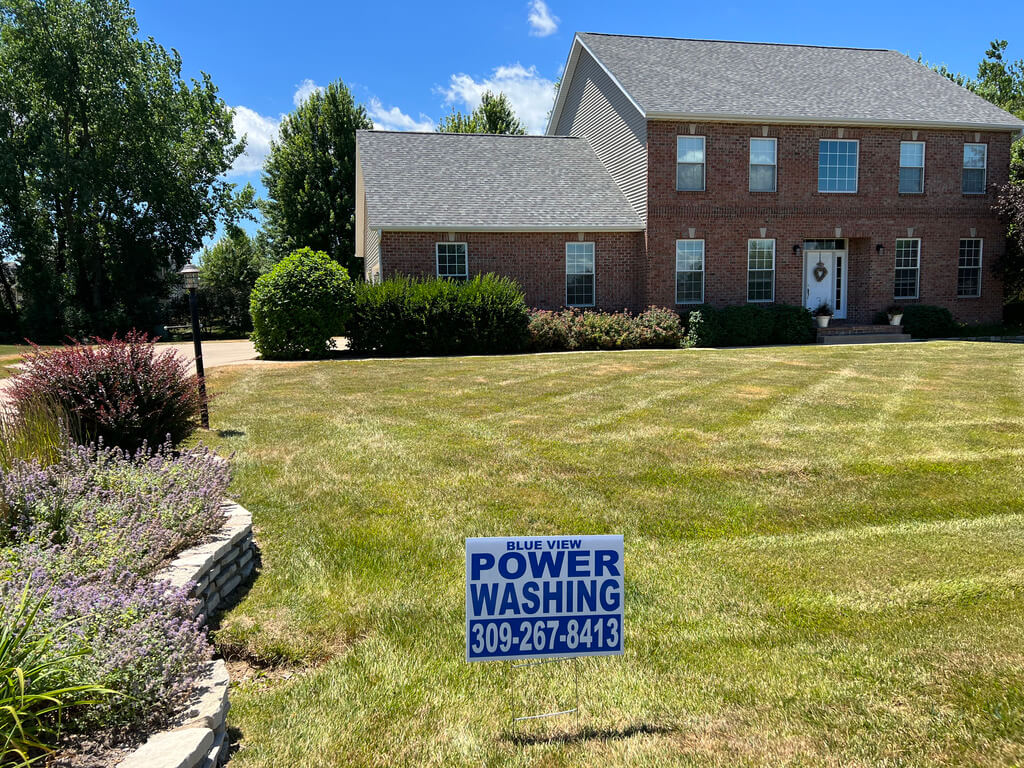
962,143 -> 988,195
817,138 -> 860,194
676,135 -> 706,192
749,137 -> 777,193
747,239 -> 776,303
675,239 -> 706,304
893,238 -> 921,300
898,140 -> 925,194
435,242 -> 468,279
957,238 -> 984,298
565,241 -> 596,308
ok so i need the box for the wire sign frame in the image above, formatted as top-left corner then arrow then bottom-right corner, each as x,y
465,535 -> 624,727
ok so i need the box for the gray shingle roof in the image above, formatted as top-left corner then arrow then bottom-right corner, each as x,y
576,33 -> 1024,130
357,130 -> 644,231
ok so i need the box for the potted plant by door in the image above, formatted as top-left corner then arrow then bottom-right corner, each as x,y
813,302 -> 834,328
887,305 -> 904,326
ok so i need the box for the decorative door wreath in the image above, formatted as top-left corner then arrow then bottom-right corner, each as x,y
813,261 -> 828,282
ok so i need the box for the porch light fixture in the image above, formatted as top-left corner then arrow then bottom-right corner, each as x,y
179,262 -> 209,429
792,244 -> 802,255
876,244 -> 885,256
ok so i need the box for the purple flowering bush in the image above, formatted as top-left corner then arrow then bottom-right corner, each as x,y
0,439 -> 229,737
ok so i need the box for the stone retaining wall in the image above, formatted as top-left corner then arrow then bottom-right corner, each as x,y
117,501 -> 255,768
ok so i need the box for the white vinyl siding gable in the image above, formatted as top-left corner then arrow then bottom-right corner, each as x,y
554,48 -> 648,222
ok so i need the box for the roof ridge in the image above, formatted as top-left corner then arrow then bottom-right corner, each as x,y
358,129 -> 578,139
579,31 -> 893,53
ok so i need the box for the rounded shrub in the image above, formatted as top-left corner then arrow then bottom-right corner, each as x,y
250,248 -> 354,359
9,331 -> 201,451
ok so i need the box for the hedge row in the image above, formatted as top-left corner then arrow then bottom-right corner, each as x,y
346,274 -> 530,355
683,303 -> 816,347
528,307 -> 684,351
874,305 -> 957,338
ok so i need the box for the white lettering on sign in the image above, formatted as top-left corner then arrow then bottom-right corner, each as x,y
465,535 -> 624,662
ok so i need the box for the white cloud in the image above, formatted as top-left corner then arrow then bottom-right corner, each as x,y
229,106 -> 280,176
441,64 -> 557,134
293,78 -> 324,107
367,97 -> 435,132
527,0 -> 559,37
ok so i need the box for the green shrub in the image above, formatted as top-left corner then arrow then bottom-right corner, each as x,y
526,311 -> 574,352
250,248 -> 354,359
347,275 -> 530,356
899,305 -> 957,338
684,304 -> 814,347
573,311 -> 633,350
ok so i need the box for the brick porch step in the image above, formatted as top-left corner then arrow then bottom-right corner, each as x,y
817,324 -> 912,344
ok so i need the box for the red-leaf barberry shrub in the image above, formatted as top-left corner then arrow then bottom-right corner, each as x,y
10,331 -> 202,451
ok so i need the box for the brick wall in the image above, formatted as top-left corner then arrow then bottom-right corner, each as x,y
375,122 -> 1013,325
646,120 -> 1012,323
380,231 -> 646,311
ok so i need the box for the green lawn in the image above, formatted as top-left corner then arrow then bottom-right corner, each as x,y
202,342 -> 1024,767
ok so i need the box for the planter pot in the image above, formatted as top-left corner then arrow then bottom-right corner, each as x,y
815,315 -> 832,328
888,314 -> 903,326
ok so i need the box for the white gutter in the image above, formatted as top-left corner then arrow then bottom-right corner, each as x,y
640,112 -> 1024,133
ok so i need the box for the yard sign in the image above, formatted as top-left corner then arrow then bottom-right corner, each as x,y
465,535 -> 624,662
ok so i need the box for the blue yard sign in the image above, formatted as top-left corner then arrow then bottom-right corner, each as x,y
465,535 -> 624,662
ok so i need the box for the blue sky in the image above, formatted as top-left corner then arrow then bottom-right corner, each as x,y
131,0 -> 1021,240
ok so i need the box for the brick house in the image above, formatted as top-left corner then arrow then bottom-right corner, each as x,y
356,33 -> 1024,324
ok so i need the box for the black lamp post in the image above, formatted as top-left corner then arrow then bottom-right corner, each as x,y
180,262 -> 209,429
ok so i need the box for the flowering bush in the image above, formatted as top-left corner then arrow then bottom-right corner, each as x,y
527,307 -> 685,352
10,332 -> 202,452
0,440 -> 228,740
0,441 -> 229,574
0,562 -> 211,732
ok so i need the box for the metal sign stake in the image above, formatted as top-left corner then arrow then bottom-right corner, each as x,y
508,656 -> 581,732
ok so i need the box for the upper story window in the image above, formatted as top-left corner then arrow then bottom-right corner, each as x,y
818,139 -> 859,193
894,238 -> 920,299
675,240 -> 705,304
957,238 -> 983,297
566,242 -> 595,307
962,143 -> 987,194
435,242 -> 468,280
749,138 -> 777,192
747,239 -> 775,303
899,141 -> 925,194
676,136 -> 706,191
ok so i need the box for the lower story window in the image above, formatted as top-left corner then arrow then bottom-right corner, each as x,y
675,239 -> 705,303
566,242 -> 595,306
747,239 -> 775,302
894,238 -> 920,299
436,242 -> 468,279
957,238 -> 983,297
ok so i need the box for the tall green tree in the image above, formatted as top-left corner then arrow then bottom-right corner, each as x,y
0,0 -> 251,339
198,226 -> 267,333
437,91 -> 527,135
260,80 -> 372,276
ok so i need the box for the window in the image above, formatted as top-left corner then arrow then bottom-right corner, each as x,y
676,136 -> 705,191
963,144 -> 987,194
566,242 -> 595,307
747,239 -> 775,302
435,242 -> 467,279
818,139 -> 859,193
899,141 -> 925,194
749,138 -> 777,192
894,238 -> 920,299
675,240 -> 705,304
957,238 -> 983,297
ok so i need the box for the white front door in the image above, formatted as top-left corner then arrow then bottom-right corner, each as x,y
804,251 -> 848,319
